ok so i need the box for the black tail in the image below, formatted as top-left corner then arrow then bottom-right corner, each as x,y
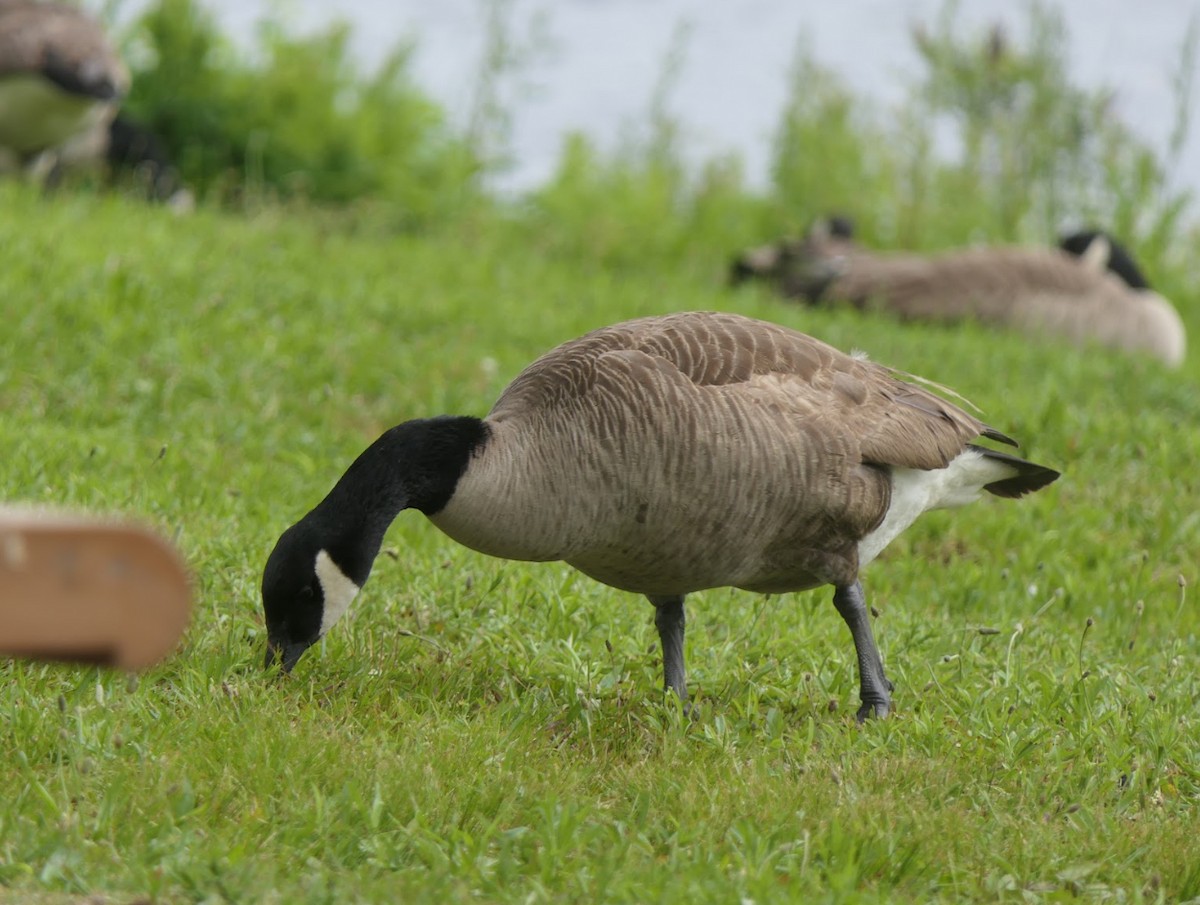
970,445 -> 1061,499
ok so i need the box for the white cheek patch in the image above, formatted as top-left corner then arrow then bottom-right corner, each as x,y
1080,234 -> 1111,273
315,549 -> 360,636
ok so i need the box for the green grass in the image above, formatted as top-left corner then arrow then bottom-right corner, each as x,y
1,182 -> 1199,904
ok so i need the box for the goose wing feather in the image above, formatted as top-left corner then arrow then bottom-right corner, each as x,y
489,311 -> 993,472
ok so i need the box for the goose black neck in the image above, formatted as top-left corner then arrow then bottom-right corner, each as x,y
310,416 -> 489,584
1103,241 -> 1150,290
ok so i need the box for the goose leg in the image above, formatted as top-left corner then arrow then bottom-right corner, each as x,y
648,594 -> 688,703
832,581 -> 893,721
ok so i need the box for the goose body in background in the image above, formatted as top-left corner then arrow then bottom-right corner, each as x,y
0,0 -> 128,171
730,224 -> 1187,368
262,312 -> 1059,720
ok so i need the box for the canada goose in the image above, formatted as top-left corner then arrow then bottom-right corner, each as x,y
261,312 -> 1058,720
54,110 -> 194,209
103,112 -> 191,206
730,222 -> 1186,368
0,0 -> 129,170
730,215 -> 856,286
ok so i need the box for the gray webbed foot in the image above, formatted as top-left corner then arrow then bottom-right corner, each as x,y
856,698 -> 890,722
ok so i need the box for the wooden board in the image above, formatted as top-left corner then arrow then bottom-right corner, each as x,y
0,508 -> 192,669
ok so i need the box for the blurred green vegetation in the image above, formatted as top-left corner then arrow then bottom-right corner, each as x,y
118,0 -> 486,226
109,0 -> 1198,289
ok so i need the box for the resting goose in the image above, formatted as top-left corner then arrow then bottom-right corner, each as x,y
0,0 -> 129,170
730,222 -> 1186,368
262,312 -> 1059,720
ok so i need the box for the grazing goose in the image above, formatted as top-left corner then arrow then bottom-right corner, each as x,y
730,222 -> 1186,368
53,110 -> 195,209
102,112 -> 191,207
0,0 -> 129,170
262,312 -> 1059,720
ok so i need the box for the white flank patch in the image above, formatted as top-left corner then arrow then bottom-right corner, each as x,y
315,549 -> 360,636
857,449 -> 1017,568
1138,289 -> 1187,368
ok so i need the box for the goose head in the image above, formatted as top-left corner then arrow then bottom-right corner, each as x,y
261,416 -> 488,672
729,241 -> 787,285
1059,229 -> 1151,290
729,215 -> 858,300
261,530 -> 323,672
261,521 -> 364,672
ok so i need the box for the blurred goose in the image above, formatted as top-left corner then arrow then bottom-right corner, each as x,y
53,110 -> 195,209
731,221 -> 1186,368
0,0 -> 129,170
262,312 -> 1059,720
